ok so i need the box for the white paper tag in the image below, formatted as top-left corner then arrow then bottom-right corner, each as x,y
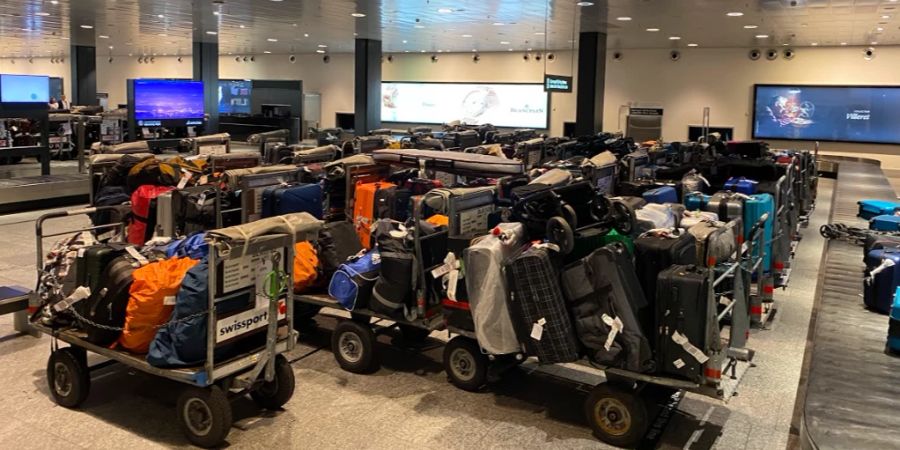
176,172 -> 192,190
530,322 -> 544,341
125,246 -> 149,266
671,331 -> 710,364
431,263 -> 451,279
197,192 -> 208,207
601,314 -> 625,351
53,286 -> 91,312
163,295 -> 177,306
673,358 -> 685,369
77,248 -> 86,258
446,269 -> 459,301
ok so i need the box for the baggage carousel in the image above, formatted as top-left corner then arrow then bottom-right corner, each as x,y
0,174 -> 89,214
799,157 -> 900,449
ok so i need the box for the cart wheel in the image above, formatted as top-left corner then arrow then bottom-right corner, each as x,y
47,347 -> 91,408
443,336 -> 488,392
561,204 -> 579,229
398,324 -> 431,344
177,385 -> 232,448
612,201 -> 636,235
584,383 -> 649,448
332,319 -> 378,373
547,216 -> 575,255
250,354 -> 296,410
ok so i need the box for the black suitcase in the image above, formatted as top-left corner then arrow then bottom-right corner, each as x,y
506,245 -> 580,364
634,231 -> 697,335
864,235 -> 900,261
81,254 -> 139,345
655,265 -> 710,382
173,186 -> 222,236
317,221 -> 364,278
75,245 -> 126,298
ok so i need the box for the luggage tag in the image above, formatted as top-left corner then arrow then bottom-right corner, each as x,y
530,317 -> 547,341
163,295 -> 177,306
671,331 -> 709,364
868,258 -> 896,284
431,252 -> 460,279
177,169 -> 193,189
53,286 -> 91,312
125,246 -> 150,267
601,314 -> 625,351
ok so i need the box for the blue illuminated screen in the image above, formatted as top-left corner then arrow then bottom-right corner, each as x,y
133,79 -> 205,120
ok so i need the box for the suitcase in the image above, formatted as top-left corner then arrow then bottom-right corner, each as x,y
634,231 -> 697,335
864,248 -> 900,314
81,253 -> 139,345
726,141 -> 768,158
374,185 -> 413,222
262,183 -> 324,219
75,245 -> 126,299
681,210 -> 719,229
128,185 -> 175,246
655,265 -> 711,382
353,181 -> 396,248
635,204 -> 678,233
172,186 -> 220,236
642,186 -> 678,204
506,245 -> 580,363
871,215 -> 900,232
723,177 -> 758,195
423,186 -> 496,237
858,199 -> 900,220
705,191 -> 744,223
864,235 -> 900,261
681,171 -> 707,195
688,220 -> 738,266
889,287 -> 900,353
151,191 -> 175,238
561,243 -> 654,372
744,194 -> 775,272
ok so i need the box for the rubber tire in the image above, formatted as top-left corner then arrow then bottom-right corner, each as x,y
583,383 -> 649,448
612,201 -> 636,235
561,204 -> 579,229
547,216 -> 575,255
443,336 -> 489,392
398,324 -> 431,343
47,347 -> 91,408
250,354 -> 296,410
331,319 -> 378,374
176,385 -> 232,448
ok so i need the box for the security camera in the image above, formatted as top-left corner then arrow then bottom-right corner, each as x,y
766,49 -> 778,60
472,53 -> 480,63
60,57 -> 64,63
137,56 -> 143,63
864,47 -> 875,60
386,55 -> 393,63
177,56 -> 183,63
150,56 -> 155,63
289,54 -> 296,63
249,56 -> 255,62
235,56 -> 241,62
108,57 -> 114,63
243,56 -> 249,62
546,53 -> 556,62
749,49 -> 761,60
613,51 -> 623,61
28,58 -> 33,64
522,53 -> 530,62
430,54 -> 438,63
323,55 -> 331,63
783,49 -> 795,60
669,50 -> 681,61
534,53 -> 542,62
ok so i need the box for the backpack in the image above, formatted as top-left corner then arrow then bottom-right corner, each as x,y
102,154 -> 154,190
127,159 -> 180,192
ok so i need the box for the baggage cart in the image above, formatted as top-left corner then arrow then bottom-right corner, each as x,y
30,206 -> 301,448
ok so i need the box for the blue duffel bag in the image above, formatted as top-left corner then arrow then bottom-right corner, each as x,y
642,186 -> 678,204
724,177 -> 759,195
328,249 -> 381,311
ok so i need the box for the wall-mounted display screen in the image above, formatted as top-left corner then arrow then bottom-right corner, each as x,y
381,82 -> 549,129
753,84 -> 900,145
133,79 -> 205,120
218,79 -> 252,115
0,74 -> 50,103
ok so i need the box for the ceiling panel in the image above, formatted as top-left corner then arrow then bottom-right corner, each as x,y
0,0 -> 897,59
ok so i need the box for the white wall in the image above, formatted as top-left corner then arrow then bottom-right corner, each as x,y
0,57 -> 71,100
603,46 -> 900,167
96,55 -> 192,109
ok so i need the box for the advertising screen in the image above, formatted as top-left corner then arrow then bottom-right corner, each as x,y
133,79 -> 205,121
218,79 -> 252,115
0,74 -> 50,103
753,84 -> 900,144
381,82 -> 549,129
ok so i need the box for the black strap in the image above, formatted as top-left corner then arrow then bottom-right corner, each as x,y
718,198 -> 729,221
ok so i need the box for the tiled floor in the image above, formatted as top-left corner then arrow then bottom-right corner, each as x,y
0,183 -> 833,449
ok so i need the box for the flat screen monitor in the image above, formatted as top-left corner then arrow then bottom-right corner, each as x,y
218,79 -> 251,115
688,126 -> 734,142
133,79 -> 205,121
335,112 -> 355,130
1,74 -> 50,103
381,82 -> 549,129
753,84 -> 900,145
49,77 -> 63,100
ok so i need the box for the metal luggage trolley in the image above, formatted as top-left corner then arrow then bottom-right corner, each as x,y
31,206 -> 307,448
440,214 -> 769,448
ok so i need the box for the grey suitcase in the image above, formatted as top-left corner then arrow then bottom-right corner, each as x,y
423,186 -> 496,237
153,191 -> 175,239
705,192 -> 745,223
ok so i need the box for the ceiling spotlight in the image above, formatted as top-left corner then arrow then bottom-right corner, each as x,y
36,12 -> 50,17
882,15 -> 891,19
492,22 -> 504,26
576,1 -> 594,6
316,49 -> 325,54
616,17 -> 632,21
756,34 -> 769,39
150,56 -> 155,63
500,41 -> 510,44
80,24 -> 93,29
213,11 -> 220,16
99,34 -> 109,39
243,56 -> 249,61
535,32 -> 545,35
318,44 -> 327,48
437,8 -> 454,13
669,36 -> 681,40
841,42 -> 848,45
726,12 -> 744,17
744,25 -> 758,29
51,0 -> 58,4
811,42 -> 819,46
351,12 -> 366,18
239,24 -> 245,28
235,56 -> 241,62
414,24 -> 425,29
177,56 -> 183,62
461,34 -> 472,38
303,33 -> 309,37
206,31 -> 217,35
646,28 -> 660,32
264,50 -> 272,54
402,40 -> 408,43
157,14 -> 164,18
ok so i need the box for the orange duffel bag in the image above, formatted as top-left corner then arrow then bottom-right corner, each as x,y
118,256 -> 199,353
293,241 -> 319,293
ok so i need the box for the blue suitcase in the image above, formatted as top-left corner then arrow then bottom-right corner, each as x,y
724,177 -> 759,195
859,199 -> 900,220
684,192 -> 710,211
744,194 -> 775,273
642,186 -> 678,204
871,215 -> 900,231
262,184 -> 324,219
864,249 -> 900,314
889,287 -> 900,354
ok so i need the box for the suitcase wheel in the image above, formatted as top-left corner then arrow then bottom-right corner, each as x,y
611,201 -> 636,235
547,216 -> 575,255
584,383 -> 649,448
443,336 -> 488,392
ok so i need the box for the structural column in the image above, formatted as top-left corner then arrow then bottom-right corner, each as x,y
70,45 -> 97,105
192,41 -> 219,133
354,38 -> 382,135
575,31 -> 607,136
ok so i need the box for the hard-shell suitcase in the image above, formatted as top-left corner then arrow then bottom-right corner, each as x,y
353,181 -> 397,248
423,186 -> 496,237
561,243 -> 654,372
643,186 -> 678,204
724,177 -> 759,195
744,194 -> 775,272
464,223 -> 527,355
889,287 -> 900,353
704,191 -> 744,223
81,253 -> 139,345
726,141 -> 768,158
172,186 -> 220,236
864,248 -> 900,314
506,245 -> 580,363
634,231 -> 697,334
152,191 -> 175,238
864,235 -> 900,261
263,183 -> 324,219
688,220 -> 739,265
656,265 -> 711,382
871,215 -> 900,232
858,199 -> 900,220
684,192 -> 711,212
75,245 -> 126,299
680,210 -> 719,229
128,185 -> 175,246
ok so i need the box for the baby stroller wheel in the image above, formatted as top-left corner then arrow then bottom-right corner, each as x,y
547,216 -> 575,254
611,201 -> 636,235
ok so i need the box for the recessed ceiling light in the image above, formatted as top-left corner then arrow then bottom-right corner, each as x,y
157,14 -> 164,18
883,15 -> 891,19
414,24 -> 425,28
876,27 -> 884,31
213,11 -> 220,16
318,44 -> 327,48
508,48 -> 513,51
206,31 -> 217,35
437,50 -> 443,53
98,35 -> 109,39
492,22 -> 504,26
239,24 -> 245,28
267,38 -> 278,42
811,42 -> 819,46
50,0 -> 58,4
35,12 -> 49,16
303,33 -> 309,37
840,42 -> 848,45
500,41 -> 510,44
688,43 -> 698,47
871,41 -> 878,45
351,13 -> 366,18
617,17 -> 632,21
461,34 -> 472,37
576,1 -> 594,6
472,49 -> 477,52
755,34 -> 769,38
646,28 -> 660,32
80,24 -> 93,29
404,50 -> 410,53
420,50 -> 426,53
158,33 -> 167,36
437,8 -> 454,13
744,25 -> 758,29
316,49 -> 326,54
264,51 -> 272,54
727,12 -> 744,17
402,40 -> 408,44
669,36 -> 681,40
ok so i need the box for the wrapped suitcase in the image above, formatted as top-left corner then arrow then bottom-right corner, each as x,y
871,215 -> 900,232
864,248 -> 900,314
655,265 -> 712,382
505,245 -> 580,363
633,230 -> 697,335
688,220 -> 739,266
464,223 -> 527,355
681,210 -> 719,229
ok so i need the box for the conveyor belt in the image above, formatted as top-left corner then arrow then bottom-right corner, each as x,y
802,160 -> 900,449
0,174 -> 89,213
